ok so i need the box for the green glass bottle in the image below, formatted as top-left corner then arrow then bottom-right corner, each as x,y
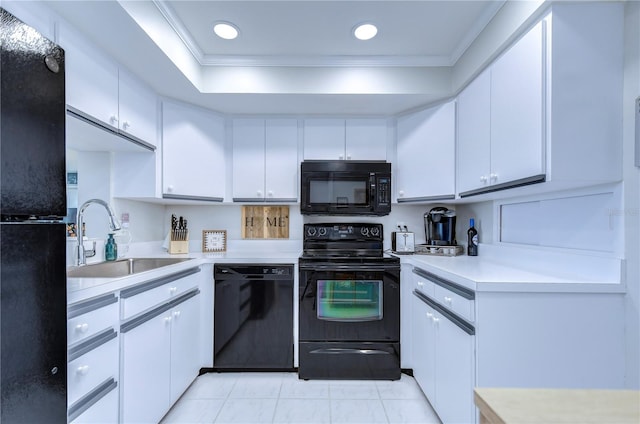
105,233 -> 118,261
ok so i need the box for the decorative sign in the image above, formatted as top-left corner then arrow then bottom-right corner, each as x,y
241,206 -> 289,239
202,230 -> 227,252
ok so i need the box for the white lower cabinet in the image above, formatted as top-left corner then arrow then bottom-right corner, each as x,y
409,264 -> 627,424
170,294 -> 201,404
412,289 -> 475,424
120,289 -> 201,423
70,386 -> 119,424
67,293 -> 120,424
121,308 -> 172,424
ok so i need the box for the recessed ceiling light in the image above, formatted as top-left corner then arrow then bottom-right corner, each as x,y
353,23 -> 378,41
213,21 -> 239,40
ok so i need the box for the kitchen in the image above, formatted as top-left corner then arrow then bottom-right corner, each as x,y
1,0 -> 639,423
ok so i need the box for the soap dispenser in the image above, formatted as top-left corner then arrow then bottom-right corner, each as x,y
105,233 -> 118,261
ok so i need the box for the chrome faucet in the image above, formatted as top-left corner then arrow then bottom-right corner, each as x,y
76,199 -> 122,266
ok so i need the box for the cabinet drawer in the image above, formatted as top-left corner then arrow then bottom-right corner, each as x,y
121,268 -> 200,320
68,295 -> 118,346
69,379 -> 118,424
68,331 -> 118,406
434,284 -> 474,323
412,268 -> 435,298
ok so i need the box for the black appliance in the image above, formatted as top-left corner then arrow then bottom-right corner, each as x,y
425,207 -> 457,246
214,264 -> 294,370
298,223 -> 401,380
1,8 -> 68,422
300,160 -> 392,216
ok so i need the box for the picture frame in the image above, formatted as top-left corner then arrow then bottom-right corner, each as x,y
202,229 -> 227,252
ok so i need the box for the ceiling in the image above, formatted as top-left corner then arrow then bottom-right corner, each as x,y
46,0 -> 508,116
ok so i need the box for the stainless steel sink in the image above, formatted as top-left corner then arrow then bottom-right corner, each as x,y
67,258 -> 194,278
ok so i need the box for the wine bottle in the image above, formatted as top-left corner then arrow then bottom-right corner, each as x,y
467,218 -> 478,256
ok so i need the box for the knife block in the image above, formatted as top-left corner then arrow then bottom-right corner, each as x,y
169,231 -> 189,254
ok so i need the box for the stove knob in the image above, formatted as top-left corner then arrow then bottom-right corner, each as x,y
360,227 -> 369,236
370,227 -> 380,237
307,227 -> 317,237
318,227 -> 327,236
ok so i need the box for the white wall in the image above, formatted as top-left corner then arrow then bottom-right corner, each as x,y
622,0 -> 640,389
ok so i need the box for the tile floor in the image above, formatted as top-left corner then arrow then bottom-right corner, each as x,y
160,372 -> 442,424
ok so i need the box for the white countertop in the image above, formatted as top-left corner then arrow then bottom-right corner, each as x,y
68,240 -> 625,304
396,243 -> 625,294
67,245 -> 301,303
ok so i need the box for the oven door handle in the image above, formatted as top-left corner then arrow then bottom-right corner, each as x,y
310,348 -> 392,355
299,264 -> 399,272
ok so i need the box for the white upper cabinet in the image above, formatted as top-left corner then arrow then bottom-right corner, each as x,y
303,118 -> 387,160
59,22 -> 157,149
457,22 -> 544,197
118,68 -> 158,145
457,70 -> 491,195
396,101 -> 456,202
233,119 -> 298,202
265,119 -> 299,201
489,21 -> 544,188
345,119 -> 389,160
162,101 -> 226,202
457,3 -> 624,198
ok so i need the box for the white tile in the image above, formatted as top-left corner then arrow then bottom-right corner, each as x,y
273,399 -> 331,423
279,377 -> 330,399
330,399 -> 388,423
182,373 -> 238,399
383,399 -> 442,424
228,374 -> 283,399
376,375 -> 425,400
160,398 -> 225,424
329,381 -> 380,400
215,398 -> 278,423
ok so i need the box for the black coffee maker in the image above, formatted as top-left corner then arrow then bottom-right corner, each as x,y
425,207 -> 457,246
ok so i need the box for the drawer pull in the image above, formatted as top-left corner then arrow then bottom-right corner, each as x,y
417,281 -> 424,287
164,316 -> 172,323
444,296 -> 453,304
169,287 -> 177,294
77,365 -> 89,375
173,311 -> 181,318
75,323 -> 89,333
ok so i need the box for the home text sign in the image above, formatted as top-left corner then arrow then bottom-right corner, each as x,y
241,206 -> 289,239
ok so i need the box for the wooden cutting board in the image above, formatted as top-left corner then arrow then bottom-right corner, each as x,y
241,205 -> 289,239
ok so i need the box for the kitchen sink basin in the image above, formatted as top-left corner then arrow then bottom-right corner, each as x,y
67,258 -> 194,278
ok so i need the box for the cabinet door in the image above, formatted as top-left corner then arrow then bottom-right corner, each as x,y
162,101 -> 226,201
118,68 -> 158,147
345,119 -> 388,160
457,70 -> 491,194
435,312 -> 475,424
396,101 -> 456,201
490,21 -> 544,186
233,119 -> 266,200
411,298 -> 436,403
58,24 -> 119,129
303,119 -> 345,160
121,314 -> 171,424
265,119 -> 299,201
170,294 -> 201,404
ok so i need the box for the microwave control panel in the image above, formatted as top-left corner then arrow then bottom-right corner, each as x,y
377,177 -> 390,205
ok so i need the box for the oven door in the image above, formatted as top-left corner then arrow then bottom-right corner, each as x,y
299,264 -> 400,342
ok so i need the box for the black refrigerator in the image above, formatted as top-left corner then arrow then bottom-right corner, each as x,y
1,8 -> 68,422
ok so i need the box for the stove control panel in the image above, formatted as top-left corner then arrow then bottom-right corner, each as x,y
304,223 -> 383,241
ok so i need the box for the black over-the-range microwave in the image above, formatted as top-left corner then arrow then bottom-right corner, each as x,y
300,160 -> 392,216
